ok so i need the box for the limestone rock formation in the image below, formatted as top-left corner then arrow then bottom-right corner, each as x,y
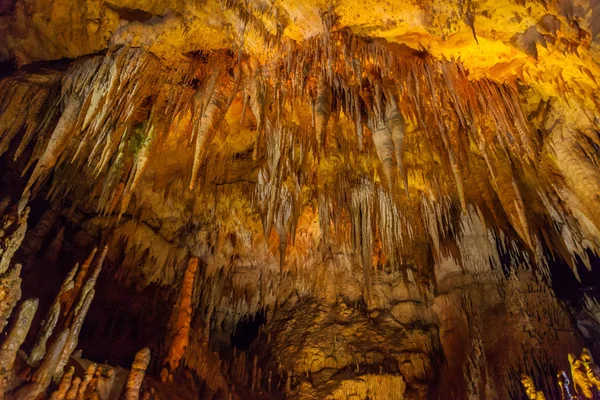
0,0 -> 600,399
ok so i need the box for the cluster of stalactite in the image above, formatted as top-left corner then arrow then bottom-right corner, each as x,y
1,36 -> 596,284
1,27 -> 597,288
0,202 -> 154,399
0,13 -> 599,399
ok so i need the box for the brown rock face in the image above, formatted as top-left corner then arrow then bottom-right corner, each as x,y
0,0 -> 600,399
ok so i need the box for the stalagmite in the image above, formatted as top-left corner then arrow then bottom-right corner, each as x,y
558,370 -> 575,399
97,368 -> 115,399
580,349 -> 600,390
0,264 -> 22,334
63,247 -> 97,322
162,257 -> 198,380
521,374 -> 546,400
50,366 -> 75,400
65,377 -> 81,400
29,263 -> 77,366
570,353 -> 594,398
0,198 -> 9,219
54,288 -> 95,380
124,348 -> 151,400
0,207 -> 29,275
0,298 -> 38,396
76,363 -> 97,399
86,367 -> 102,399
251,355 -> 258,392
15,329 -> 70,400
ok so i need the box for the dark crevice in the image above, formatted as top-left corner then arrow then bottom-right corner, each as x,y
0,57 -> 17,78
105,3 -> 156,22
230,310 -> 266,350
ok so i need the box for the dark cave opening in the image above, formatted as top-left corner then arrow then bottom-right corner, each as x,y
0,57 -> 16,77
549,251 -> 600,302
230,310 -> 266,351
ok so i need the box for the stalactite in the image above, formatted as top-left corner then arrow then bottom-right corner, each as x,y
245,61 -> 266,160
0,73 -> 60,160
23,95 -> 83,197
350,180 -> 374,305
124,348 -> 151,400
0,84 -> 29,156
161,257 -> 198,381
21,200 -> 60,258
318,193 -> 331,252
376,186 -> 405,269
385,90 -> 408,192
314,74 -> 332,157
14,86 -> 61,163
369,112 -> 395,188
190,63 -> 237,190
0,298 -> 38,397
274,183 -> 293,270
118,124 -> 155,219
44,226 -> 65,264
257,123 -> 293,238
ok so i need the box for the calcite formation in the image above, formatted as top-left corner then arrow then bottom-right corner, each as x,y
0,0 -> 599,398
125,348 -> 151,400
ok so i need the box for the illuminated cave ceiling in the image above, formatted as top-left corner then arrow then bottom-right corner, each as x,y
1,0 -> 600,399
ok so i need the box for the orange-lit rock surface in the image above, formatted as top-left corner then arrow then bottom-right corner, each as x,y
0,0 -> 600,398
